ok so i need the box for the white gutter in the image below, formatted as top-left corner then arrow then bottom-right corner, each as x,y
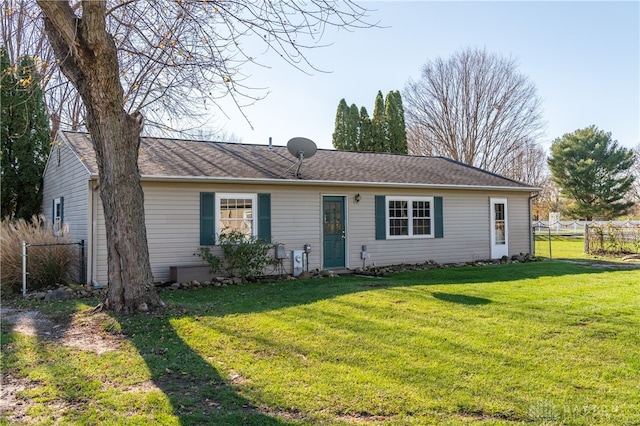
138,174 -> 540,192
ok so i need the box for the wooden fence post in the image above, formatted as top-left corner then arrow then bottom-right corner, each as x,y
584,224 -> 589,254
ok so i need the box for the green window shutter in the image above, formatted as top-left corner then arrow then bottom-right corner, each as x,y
60,197 -> 64,223
434,196 -> 444,238
375,195 -> 386,240
200,192 -> 215,245
257,193 -> 272,243
52,199 -> 55,223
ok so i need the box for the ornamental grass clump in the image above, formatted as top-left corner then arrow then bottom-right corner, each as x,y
1,215 -> 78,293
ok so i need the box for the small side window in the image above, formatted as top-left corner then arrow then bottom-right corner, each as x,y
53,197 -> 64,236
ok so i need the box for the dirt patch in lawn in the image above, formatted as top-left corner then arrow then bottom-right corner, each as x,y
1,306 -> 124,423
1,306 -> 123,354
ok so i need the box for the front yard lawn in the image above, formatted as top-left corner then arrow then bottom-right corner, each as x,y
2,261 -> 639,425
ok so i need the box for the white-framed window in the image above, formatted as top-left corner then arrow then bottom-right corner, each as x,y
215,193 -> 257,240
53,197 -> 63,236
387,196 -> 434,239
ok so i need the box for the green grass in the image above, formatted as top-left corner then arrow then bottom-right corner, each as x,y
2,262 -> 640,425
535,235 -> 585,259
534,234 -> 636,262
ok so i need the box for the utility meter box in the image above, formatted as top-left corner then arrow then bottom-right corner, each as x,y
292,249 -> 304,277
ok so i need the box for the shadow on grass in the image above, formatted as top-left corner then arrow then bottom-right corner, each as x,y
431,292 -> 491,305
118,311 -> 291,425
3,260 -> 628,425
0,302 -> 290,425
111,260 -> 629,423
136,261 -> 640,417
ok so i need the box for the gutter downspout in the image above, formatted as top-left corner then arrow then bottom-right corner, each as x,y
90,182 -> 100,287
528,192 -> 539,255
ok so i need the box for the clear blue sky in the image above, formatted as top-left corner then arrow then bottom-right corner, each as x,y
212,1 -> 639,152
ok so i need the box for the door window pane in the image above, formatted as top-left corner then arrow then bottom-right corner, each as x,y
494,203 -> 506,244
324,201 -> 342,234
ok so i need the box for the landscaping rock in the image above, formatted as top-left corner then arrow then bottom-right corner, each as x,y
44,289 -> 71,302
31,292 -> 47,300
18,252 -> 545,302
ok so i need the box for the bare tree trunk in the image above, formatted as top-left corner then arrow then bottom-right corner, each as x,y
38,1 -> 164,313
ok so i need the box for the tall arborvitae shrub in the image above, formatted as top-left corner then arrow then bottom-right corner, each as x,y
371,90 -> 387,152
358,106 -> 373,151
1,48 -> 51,220
385,90 -> 408,154
332,90 -> 408,154
332,98 -> 350,150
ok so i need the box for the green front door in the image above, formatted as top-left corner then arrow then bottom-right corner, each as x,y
323,196 -> 346,268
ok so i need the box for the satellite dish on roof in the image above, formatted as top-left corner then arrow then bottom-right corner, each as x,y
287,137 -> 317,160
287,137 -> 317,178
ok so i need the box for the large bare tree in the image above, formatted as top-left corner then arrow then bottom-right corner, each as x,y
35,0 -> 371,313
403,47 -> 545,183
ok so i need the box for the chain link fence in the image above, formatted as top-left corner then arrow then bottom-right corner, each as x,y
21,240 -> 86,296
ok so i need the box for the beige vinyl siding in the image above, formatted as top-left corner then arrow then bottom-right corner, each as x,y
345,190 -> 489,267
270,188 -> 323,270
505,192 -> 531,255
95,182 -> 205,285
345,189 -> 532,267
93,193 -> 106,285
93,182 -> 327,285
41,141 -> 90,244
91,181 -> 534,285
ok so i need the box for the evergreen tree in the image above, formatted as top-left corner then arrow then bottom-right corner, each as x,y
344,103 -> 360,151
547,125 -> 635,220
371,90 -> 387,152
1,48 -> 51,220
332,90 -> 407,153
331,99 -> 349,150
358,106 -> 373,151
332,99 -> 363,151
385,90 -> 408,154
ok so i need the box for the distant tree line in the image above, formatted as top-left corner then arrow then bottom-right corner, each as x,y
332,90 -> 407,154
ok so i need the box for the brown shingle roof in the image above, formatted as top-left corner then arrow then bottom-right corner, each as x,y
60,131 -> 536,190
